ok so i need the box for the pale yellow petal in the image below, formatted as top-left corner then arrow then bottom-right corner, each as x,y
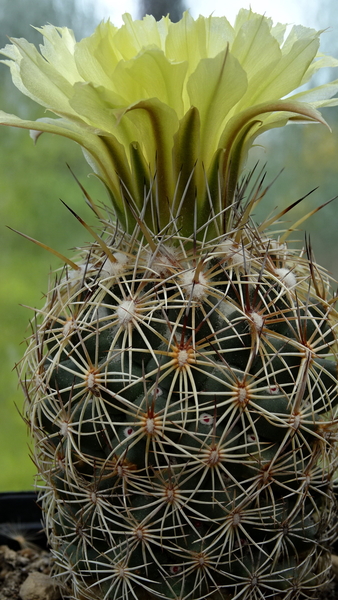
301,53 -> 338,84
114,13 -> 169,59
8,37 -> 75,113
34,25 -> 80,84
187,49 -> 247,163
281,23 -> 319,55
231,16 -> 281,82
286,80 -> 338,110
1,10 -> 338,234
114,48 -> 187,116
271,22 -> 287,45
122,98 -> 179,219
166,12 -> 233,74
201,15 -> 234,57
69,82 -> 121,132
69,82 -> 137,148
165,11 -> 203,76
235,35 -> 320,111
75,21 -> 120,85
0,43 -> 32,99
234,8 -> 273,33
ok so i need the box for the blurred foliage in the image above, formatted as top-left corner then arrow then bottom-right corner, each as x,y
0,126 -> 103,491
0,0 -> 95,46
0,0 -> 102,491
0,0 -> 338,492
138,0 -> 186,21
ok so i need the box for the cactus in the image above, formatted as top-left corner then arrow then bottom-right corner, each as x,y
2,9 -> 338,600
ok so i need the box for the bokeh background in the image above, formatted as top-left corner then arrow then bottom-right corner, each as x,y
1,0 -> 337,491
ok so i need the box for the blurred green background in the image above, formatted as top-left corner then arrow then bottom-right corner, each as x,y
0,0 -> 338,491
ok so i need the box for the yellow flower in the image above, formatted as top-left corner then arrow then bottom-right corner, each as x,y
1,10 -> 338,233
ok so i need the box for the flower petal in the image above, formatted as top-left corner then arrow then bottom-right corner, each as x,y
112,48 -> 188,116
218,99 -> 329,207
236,33 -> 320,111
1,11 -> 338,236
114,13 -> 169,59
166,12 -> 234,73
69,82 -> 126,132
74,21 -> 120,86
9,37 -> 76,114
231,13 -> 281,82
121,98 -> 179,225
34,25 -> 80,84
187,48 -> 247,164
291,80 -> 338,107
172,106 -> 202,233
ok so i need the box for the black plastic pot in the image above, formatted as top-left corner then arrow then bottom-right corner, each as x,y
0,491 -> 47,550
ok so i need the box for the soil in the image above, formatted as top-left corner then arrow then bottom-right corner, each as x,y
0,544 -> 61,600
1,543 -> 338,600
